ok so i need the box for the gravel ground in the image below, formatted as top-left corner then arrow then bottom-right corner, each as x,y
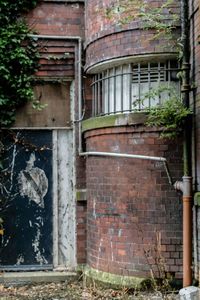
0,280 -> 180,300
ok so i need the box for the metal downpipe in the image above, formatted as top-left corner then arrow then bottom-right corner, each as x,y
174,0 -> 193,287
174,176 -> 193,287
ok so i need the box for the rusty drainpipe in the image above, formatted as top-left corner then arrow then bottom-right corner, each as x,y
174,0 -> 193,287
174,177 -> 192,287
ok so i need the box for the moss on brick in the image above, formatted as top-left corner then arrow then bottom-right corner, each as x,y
84,265 -> 146,289
82,112 -> 147,132
82,114 -> 119,132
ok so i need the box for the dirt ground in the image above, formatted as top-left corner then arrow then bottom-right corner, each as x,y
0,280 -> 180,300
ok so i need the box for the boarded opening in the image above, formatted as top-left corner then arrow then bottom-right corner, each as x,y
14,82 -> 71,128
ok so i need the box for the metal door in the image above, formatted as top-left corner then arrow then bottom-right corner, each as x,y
0,130 -> 53,270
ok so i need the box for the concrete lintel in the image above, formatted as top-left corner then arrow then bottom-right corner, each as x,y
86,53 -> 178,74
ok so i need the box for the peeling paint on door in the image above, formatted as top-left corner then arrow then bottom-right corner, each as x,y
0,130 -> 53,269
0,128 -> 75,270
18,153 -> 48,208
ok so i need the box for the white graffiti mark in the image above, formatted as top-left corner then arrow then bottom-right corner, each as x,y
10,132 -> 19,192
93,197 -> 97,219
18,153 -> 48,208
32,227 -> 48,265
110,240 -> 114,262
97,238 -> 103,271
16,255 -> 24,265
36,216 -> 44,226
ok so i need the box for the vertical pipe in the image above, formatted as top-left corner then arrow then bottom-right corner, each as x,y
181,0 -> 192,287
193,204 -> 198,279
190,5 -> 198,281
183,195 -> 193,287
174,176 -> 192,287
181,0 -> 191,176
78,37 -> 82,154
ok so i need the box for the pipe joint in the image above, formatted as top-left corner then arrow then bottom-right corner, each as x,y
181,84 -> 191,92
181,62 -> 190,70
174,176 -> 192,197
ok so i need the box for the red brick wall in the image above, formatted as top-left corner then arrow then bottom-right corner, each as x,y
85,126 -> 183,279
26,1 -> 84,37
85,0 -> 180,70
77,201 -> 87,264
85,0 -> 180,45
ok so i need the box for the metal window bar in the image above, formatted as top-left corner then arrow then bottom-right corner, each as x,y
168,60 -> 171,98
129,64 -> 132,111
102,71 -> 105,116
121,65 -> 124,112
100,73 -> 102,115
92,81 -> 95,117
158,62 -> 161,105
148,62 -> 151,109
110,68 -> 113,114
94,75 -> 97,116
132,61 -> 180,112
91,60 -> 179,117
91,70 -> 132,86
164,61 -> 167,82
138,63 -> 141,110
97,73 -> 100,115
113,68 -> 116,113
107,69 -> 110,114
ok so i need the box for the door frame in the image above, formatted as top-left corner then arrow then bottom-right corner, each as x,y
52,128 -> 76,270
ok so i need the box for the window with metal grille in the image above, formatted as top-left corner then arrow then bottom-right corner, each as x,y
91,60 -> 180,117
132,60 -> 180,110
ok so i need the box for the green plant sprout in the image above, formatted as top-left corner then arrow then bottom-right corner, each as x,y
132,85 -> 192,138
